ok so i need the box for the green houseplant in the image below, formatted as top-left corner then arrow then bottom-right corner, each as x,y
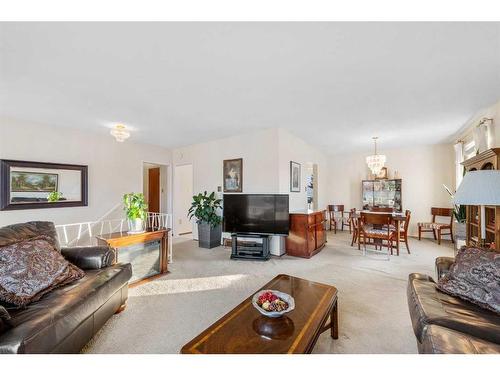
443,184 -> 466,243
47,191 -> 63,202
443,184 -> 466,223
188,191 -> 222,248
123,193 -> 148,233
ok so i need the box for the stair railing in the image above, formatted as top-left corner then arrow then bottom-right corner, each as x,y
55,212 -> 173,263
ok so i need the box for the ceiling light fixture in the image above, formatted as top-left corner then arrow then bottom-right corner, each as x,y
110,124 -> 130,142
366,137 -> 386,175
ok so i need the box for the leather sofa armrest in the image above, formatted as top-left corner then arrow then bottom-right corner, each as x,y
61,246 -> 116,270
435,256 -> 455,280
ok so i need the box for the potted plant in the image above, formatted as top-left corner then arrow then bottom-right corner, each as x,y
188,191 -> 222,249
47,191 -> 63,202
443,184 -> 466,242
123,193 -> 148,234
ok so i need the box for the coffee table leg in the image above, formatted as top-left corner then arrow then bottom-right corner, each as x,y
331,300 -> 338,339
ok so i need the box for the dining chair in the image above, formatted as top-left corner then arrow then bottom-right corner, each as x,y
417,207 -> 454,245
358,212 -> 395,259
349,208 -> 359,246
327,205 -> 348,233
385,210 -> 411,255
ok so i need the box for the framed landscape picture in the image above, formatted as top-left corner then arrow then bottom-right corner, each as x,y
223,158 -> 243,192
11,171 -> 58,192
290,161 -> 301,192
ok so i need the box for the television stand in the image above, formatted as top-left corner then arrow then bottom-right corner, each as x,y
230,233 -> 270,261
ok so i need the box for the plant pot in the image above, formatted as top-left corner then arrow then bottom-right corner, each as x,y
454,221 -> 466,242
198,223 -> 221,249
128,218 -> 145,234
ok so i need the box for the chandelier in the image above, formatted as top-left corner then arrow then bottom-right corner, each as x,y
366,137 -> 386,175
110,124 -> 130,142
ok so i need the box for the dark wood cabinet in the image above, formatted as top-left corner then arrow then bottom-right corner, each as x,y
286,210 -> 327,258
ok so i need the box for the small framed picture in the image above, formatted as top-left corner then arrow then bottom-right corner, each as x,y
290,161 -> 301,192
223,158 -> 243,192
375,167 -> 388,180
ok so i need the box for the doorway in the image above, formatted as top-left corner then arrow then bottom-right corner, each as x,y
173,164 -> 194,237
143,162 -> 168,214
306,163 -> 318,210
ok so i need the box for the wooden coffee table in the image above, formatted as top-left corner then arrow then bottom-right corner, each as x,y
181,274 -> 338,354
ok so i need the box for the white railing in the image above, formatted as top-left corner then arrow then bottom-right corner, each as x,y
55,212 -> 174,263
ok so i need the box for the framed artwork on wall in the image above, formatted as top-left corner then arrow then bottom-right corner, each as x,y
290,161 -> 301,192
0,159 -> 88,210
375,167 -> 388,180
223,158 -> 243,192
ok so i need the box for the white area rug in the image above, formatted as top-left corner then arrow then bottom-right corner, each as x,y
83,231 -> 454,354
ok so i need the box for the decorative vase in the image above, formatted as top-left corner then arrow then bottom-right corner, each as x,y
198,223 -> 222,249
128,218 -> 145,234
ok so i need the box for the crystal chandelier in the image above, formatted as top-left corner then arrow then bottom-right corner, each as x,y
366,137 -> 386,175
110,124 -> 130,142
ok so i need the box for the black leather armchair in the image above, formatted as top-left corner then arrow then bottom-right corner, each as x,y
0,221 -> 132,354
407,256 -> 500,354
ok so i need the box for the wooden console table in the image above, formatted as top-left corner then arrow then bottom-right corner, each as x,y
96,228 -> 169,286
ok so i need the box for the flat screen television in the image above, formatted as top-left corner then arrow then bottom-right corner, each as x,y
223,194 -> 289,235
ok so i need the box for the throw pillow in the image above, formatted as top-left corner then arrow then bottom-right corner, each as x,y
437,246 -> 500,313
0,235 -> 85,307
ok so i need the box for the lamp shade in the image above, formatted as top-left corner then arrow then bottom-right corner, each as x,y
453,170 -> 500,205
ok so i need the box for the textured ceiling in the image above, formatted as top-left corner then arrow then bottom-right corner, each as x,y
1,22 -> 499,154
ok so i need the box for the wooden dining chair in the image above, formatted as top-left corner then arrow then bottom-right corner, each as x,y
327,205 -> 348,233
350,208 -> 359,246
386,210 -> 411,254
401,210 -> 411,253
417,207 -> 454,245
358,212 -> 395,258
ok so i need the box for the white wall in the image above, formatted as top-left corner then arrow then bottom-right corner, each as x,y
173,128 -> 280,196
0,117 -> 172,227
277,128 -> 329,211
328,144 -> 455,236
172,128 -> 328,242
173,164 -> 193,235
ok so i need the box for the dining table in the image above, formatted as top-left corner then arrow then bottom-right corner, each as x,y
352,210 -> 407,255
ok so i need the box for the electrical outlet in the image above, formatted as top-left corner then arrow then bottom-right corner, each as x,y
178,219 -> 182,224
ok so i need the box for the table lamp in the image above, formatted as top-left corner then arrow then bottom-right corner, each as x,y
454,170 -> 500,249
454,170 -> 500,205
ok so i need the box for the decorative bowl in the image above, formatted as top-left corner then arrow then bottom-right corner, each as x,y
252,290 -> 295,318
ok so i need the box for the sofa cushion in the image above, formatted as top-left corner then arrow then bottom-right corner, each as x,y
0,221 -> 60,251
437,247 -> 500,313
421,325 -> 500,354
0,236 -> 84,307
407,273 -> 500,345
0,263 -> 132,354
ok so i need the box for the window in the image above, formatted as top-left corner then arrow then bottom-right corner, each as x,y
463,140 -> 476,160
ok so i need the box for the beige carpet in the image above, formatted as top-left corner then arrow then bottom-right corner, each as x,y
83,231 -> 454,354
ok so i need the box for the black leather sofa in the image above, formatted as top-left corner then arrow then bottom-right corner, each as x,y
0,221 -> 132,354
407,257 -> 500,354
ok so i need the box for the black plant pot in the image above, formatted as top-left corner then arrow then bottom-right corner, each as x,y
198,223 -> 222,249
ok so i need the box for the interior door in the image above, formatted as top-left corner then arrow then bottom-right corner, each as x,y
148,167 -> 160,213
